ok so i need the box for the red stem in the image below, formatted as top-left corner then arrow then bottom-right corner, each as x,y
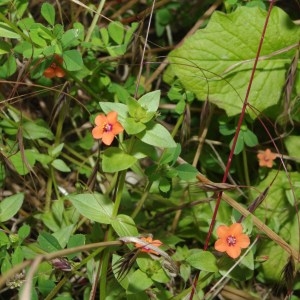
190,0 -> 276,299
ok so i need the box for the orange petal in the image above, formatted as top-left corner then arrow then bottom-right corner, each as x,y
92,126 -> 104,139
226,245 -> 241,259
112,122 -> 124,135
152,239 -> 163,247
257,153 -> 263,160
214,239 -> 227,252
102,132 -> 115,145
228,223 -> 243,236
44,68 -> 55,78
55,67 -> 65,78
236,234 -> 250,249
216,225 -> 230,238
94,114 -> 107,126
106,111 -> 118,124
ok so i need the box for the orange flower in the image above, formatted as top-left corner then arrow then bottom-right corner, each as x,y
257,149 -> 277,168
134,236 -> 163,255
92,111 -> 124,145
43,54 -> 66,78
214,223 -> 250,259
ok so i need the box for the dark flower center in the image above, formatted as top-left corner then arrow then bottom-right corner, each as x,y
104,123 -> 113,132
226,235 -> 236,246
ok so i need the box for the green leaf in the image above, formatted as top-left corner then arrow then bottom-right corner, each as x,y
284,135 -> 300,162
219,256 -> 253,281
62,50 -> 83,71
14,41 -> 34,58
124,22 -> 138,45
138,90 -> 161,113
230,131 -> 244,155
18,224 -> 30,241
166,7 -> 300,119
67,193 -> 113,224
52,225 -> 74,248
0,231 -> 10,247
0,55 -> 17,78
11,246 -> 24,266
102,147 -> 137,173
160,144 -> 181,165
243,129 -> 258,147
41,3 -> 55,26
127,270 -> 153,294
49,143 -> 64,157
0,22 -> 20,39
186,250 -> 218,272
67,234 -> 85,259
61,29 -> 80,49
111,214 -> 138,237
51,159 -> 71,172
37,232 -> 62,253
137,122 -> 176,148
159,177 -> 171,193
0,193 -> 24,222
175,164 -> 198,180
180,263 -> 191,283
123,118 -> 146,134
108,21 -> 124,44
100,28 -> 109,45
22,121 -> 54,140
9,150 -> 36,175
1,254 -> 12,274
0,41 -> 11,54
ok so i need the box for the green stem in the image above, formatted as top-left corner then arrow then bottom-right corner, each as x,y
131,182 -> 150,219
99,247 -> 111,300
171,113 -> 184,138
242,147 -> 251,188
45,168 -> 53,212
85,0 -> 106,43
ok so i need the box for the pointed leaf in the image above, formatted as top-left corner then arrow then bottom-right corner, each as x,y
137,122 -> 176,148
62,50 -> 83,71
112,214 -> 138,237
41,3 -> 55,26
67,193 -> 113,224
0,193 -> 24,222
102,147 -> 137,173
186,250 -> 218,272
138,90 -> 161,113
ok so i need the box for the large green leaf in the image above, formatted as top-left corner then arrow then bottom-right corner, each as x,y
62,50 -> 83,71
186,250 -> 218,272
0,193 -> 24,222
165,7 -> 300,119
67,193 -> 113,224
37,232 -> 62,253
0,22 -> 20,39
41,3 -> 55,26
137,122 -> 176,148
9,149 -> 36,175
22,121 -> 54,140
102,147 -> 137,173
111,214 -> 138,237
